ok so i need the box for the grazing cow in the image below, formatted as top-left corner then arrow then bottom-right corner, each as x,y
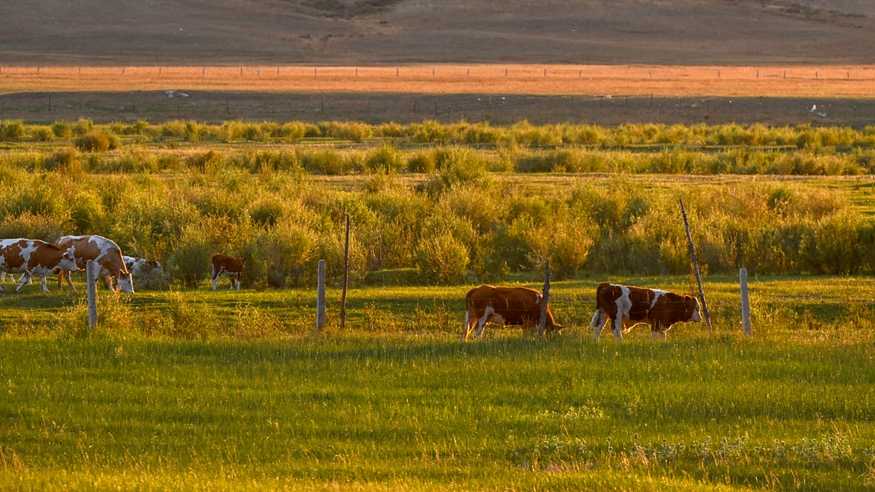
56,235 -> 134,293
123,255 -> 163,278
211,254 -> 244,290
590,283 -> 701,340
462,284 -> 561,341
0,239 -> 78,292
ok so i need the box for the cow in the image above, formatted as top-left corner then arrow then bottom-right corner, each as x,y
123,255 -> 163,278
462,284 -> 561,341
589,283 -> 701,340
56,235 -> 134,293
211,254 -> 244,290
0,239 -> 78,292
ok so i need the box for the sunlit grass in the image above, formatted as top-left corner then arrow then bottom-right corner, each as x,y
0,277 -> 873,489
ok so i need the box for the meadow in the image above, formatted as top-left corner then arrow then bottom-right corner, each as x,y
1,119 -> 874,490
0,277 -> 874,490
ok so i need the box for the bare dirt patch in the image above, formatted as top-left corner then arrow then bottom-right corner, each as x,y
3,91 -> 873,126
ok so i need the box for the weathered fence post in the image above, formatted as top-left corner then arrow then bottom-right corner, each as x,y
538,262 -> 551,336
339,215 -> 351,331
86,260 -> 98,330
740,267 -> 751,336
679,199 -> 713,334
315,259 -> 326,333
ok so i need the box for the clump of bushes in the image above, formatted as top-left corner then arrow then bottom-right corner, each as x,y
0,120 -> 25,141
74,130 -> 120,152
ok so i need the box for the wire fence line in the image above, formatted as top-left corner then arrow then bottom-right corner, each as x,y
2,65 -> 875,82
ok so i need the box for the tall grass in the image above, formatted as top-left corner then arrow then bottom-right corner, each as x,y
4,119 -> 875,150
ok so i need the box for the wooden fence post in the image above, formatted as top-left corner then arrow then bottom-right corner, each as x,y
538,262 -> 551,336
679,199 -> 713,334
740,267 -> 751,336
86,260 -> 98,330
339,215 -> 351,331
315,259 -> 326,333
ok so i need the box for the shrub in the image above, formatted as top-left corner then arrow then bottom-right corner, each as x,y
51,121 -> 73,139
74,130 -> 120,152
299,149 -> 358,175
249,198 -> 285,227
167,228 -> 214,288
42,149 -> 81,173
31,127 -> 54,142
72,118 -> 94,136
415,234 -> 470,284
421,148 -> 489,195
365,145 -> 404,173
0,120 -> 25,141
0,212 -> 68,242
407,152 -> 436,173
261,220 -> 317,287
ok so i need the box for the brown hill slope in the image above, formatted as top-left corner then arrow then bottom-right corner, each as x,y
1,0 -> 873,65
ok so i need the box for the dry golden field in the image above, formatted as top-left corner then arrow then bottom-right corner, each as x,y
3,64 -> 875,98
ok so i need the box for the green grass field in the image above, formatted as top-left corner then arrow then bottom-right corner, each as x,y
1,277 -> 873,490
1,119 -> 874,489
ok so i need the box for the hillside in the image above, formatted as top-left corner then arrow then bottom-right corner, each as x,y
1,0 -> 874,65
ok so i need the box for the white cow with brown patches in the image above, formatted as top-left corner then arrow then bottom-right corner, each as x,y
56,235 -> 134,293
0,238 -> 78,292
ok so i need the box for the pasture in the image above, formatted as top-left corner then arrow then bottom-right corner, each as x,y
1,277 -> 874,490
1,119 -> 874,489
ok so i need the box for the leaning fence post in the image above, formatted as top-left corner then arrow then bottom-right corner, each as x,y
538,262 -> 551,336
339,214 -> 351,331
315,259 -> 326,333
679,199 -> 713,334
86,260 -> 98,330
740,267 -> 751,336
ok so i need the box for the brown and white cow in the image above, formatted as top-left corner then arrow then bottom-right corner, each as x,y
211,254 -> 244,290
590,283 -> 701,340
56,235 -> 134,293
462,284 -> 561,341
0,239 -> 78,292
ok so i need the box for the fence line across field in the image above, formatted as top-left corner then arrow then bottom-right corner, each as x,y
3,65 -> 875,82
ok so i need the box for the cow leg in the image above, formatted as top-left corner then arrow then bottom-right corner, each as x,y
64,271 -> 77,292
103,275 -> 115,292
211,267 -> 220,290
461,309 -> 474,341
612,315 -> 623,340
591,310 -> 606,340
473,305 -> 494,338
234,274 -> 241,291
15,272 -> 31,292
40,274 -> 49,292
652,322 -> 667,340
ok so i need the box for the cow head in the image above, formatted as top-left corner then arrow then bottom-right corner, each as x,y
117,272 -> 135,293
685,295 -> 702,322
58,248 -> 79,272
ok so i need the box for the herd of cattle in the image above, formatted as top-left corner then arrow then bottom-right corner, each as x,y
0,234 -> 240,294
0,235 -> 702,340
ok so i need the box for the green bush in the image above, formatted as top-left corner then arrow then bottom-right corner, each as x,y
31,127 -> 54,142
42,149 -> 81,173
74,130 -> 120,152
249,198 -> 285,227
0,120 -> 25,141
0,212 -> 68,242
415,234 -> 470,284
51,121 -> 73,139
